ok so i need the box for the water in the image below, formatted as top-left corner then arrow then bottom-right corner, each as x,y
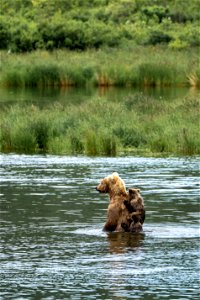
0,86 -> 199,108
0,154 -> 199,299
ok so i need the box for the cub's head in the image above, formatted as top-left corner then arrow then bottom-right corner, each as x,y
128,188 -> 141,200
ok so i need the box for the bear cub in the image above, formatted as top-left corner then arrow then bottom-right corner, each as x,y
122,188 -> 145,233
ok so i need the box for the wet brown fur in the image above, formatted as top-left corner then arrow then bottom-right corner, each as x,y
96,172 -> 130,232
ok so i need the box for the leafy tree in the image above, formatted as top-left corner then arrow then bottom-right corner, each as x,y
0,0 -> 199,51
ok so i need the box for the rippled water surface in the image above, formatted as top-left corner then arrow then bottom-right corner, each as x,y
0,154 -> 199,299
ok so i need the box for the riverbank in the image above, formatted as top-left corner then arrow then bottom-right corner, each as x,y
1,92 -> 199,156
0,47 -> 200,88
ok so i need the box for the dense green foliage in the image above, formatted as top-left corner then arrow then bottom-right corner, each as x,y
1,0 -> 200,52
1,0 -> 199,157
1,47 -> 200,88
1,93 -> 199,156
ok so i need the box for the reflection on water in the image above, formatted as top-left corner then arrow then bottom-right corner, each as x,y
0,154 -> 199,299
0,85 -> 199,108
107,232 -> 145,254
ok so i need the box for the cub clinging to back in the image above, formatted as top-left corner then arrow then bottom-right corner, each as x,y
122,188 -> 145,232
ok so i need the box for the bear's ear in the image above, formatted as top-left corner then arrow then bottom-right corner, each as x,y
112,172 -> 119,178
137,189 -> 140,193
111,172 -> 119,183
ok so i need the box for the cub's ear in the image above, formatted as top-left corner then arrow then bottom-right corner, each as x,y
129,188 -> 140,195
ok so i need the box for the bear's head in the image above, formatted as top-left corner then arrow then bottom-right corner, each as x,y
96,172 -> 127,195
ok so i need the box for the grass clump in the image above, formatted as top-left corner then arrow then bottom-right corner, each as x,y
100,135 -> 117,157
187,69 -> 200,88
85,130 -> 99,156
132,62 -> 178,87
26,64 -> 61,87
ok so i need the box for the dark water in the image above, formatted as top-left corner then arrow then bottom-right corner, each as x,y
0,154 -> 199,299
0,86 -> 199,108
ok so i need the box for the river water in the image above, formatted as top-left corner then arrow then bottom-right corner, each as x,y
0,154 -> 199,299
0,86 -> 199,108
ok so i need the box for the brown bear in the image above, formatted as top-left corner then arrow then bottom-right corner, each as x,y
96,172 -> 130,232
122,188 -> 145,233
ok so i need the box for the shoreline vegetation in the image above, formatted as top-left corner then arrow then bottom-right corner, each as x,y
0,46 -> 199,157
0,1 -> 199,157
1,0 -> 200,53
0,47 -> 200,88
1,93 -> 199,156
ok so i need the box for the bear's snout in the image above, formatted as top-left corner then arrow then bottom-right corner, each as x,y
96,185 -> 102,192
95,183 -> 108,193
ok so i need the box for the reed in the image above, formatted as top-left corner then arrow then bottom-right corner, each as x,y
0,46 -> 199,88
1,94 -> 199,156
187,69 -> 200,88
131,62 -> 179,87
178,128 -> 200,155
100,134 -> 117,156
26,64 -> 61,87
85,130 -> 99,156
95,65 -> 129,87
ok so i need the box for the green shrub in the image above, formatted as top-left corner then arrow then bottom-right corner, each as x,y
0,16 -> 10,49
1,0 -> 199,51
168,39 -> 189,50
147,31 -> 172,45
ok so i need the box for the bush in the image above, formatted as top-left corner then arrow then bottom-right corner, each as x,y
1,0 -> 199,51
147,31 -> 172,45
168,39 -> 189,50
0,17 -> 10,49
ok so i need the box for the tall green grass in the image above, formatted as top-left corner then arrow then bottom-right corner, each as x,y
0,46 -> 199,88
131,63 -> 180,86
1,94 -> 199,156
